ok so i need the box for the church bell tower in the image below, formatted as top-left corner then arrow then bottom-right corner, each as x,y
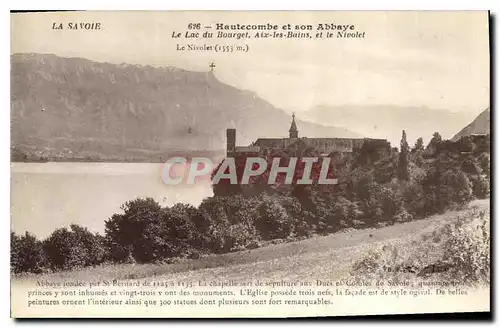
289,113 -> 298,138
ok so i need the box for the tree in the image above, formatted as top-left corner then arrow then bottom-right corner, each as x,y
402,180 -> 426,217
255,195 -> 293,240
43,227 -> 87,270
398,130 -> 410,181
41,224 -> 105,271
438,170 -> 473,211
104,197 -> 163,263
412,137 -> 424,153
11,231 -> 45,273
130,204 -> 203,262
469,174 -> 490,199
70,224 -> 106,266
199,195 -> 262,253
410,137 -> 425,167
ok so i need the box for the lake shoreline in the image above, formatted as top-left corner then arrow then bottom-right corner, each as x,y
11,162 -> 214,238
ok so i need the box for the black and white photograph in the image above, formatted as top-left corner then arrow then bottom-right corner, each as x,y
9,10 -> 491,318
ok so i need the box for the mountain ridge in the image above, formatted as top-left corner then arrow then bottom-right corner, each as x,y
451,108 -> 490,141
11,53 -> 361,162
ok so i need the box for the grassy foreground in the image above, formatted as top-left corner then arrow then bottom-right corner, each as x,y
12,199 -> 490,284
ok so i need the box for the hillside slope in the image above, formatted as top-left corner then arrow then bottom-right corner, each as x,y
451,108 -> 490,141
11,53 -> 361,161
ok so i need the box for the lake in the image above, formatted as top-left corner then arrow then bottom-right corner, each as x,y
10,162 -> 214,239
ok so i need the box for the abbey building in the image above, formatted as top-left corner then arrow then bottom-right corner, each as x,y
226,114 -> 388,158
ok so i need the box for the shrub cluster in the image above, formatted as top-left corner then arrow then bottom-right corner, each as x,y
350,207 -> 490,286
11,225 -> 106,274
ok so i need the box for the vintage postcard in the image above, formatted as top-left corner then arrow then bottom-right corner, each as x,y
10,11 -> 490,318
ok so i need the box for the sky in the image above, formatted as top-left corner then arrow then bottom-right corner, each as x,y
11,11 -> 490,114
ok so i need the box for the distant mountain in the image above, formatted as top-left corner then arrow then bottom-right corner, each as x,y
451,108 -> 490,141
11,53 -> 361,161
301,105 -> 478,148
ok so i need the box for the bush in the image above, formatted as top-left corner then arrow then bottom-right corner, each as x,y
204,222 -> 232,254
351,207 -> 490,286
161,204 -> 203,257
441,209 -> 490,285
402,180 -> 426,217
43,227 -> 85,270
200,195 -> 261,253
294,210 -> 315,237
127,203 -> 210,263
461,157 -> 481,175
332,197 -> 361,228
226,223 -> 259,252
43,224 -> 105,271
70,224 -> 106,266
358,184 -> 404,225
303,194 -> 333,234
394,207 -> 413,223
423,167 -> 474,214
199,195 -> 260,225
351,239 -> 436,281
11,232 -> 45,274
438,170 -> 473,210
255,195 -> 293,240
104,197 -> 163,263
355,174 -> 378,202
469,174 -> 490,199
477,153 -> 490,177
